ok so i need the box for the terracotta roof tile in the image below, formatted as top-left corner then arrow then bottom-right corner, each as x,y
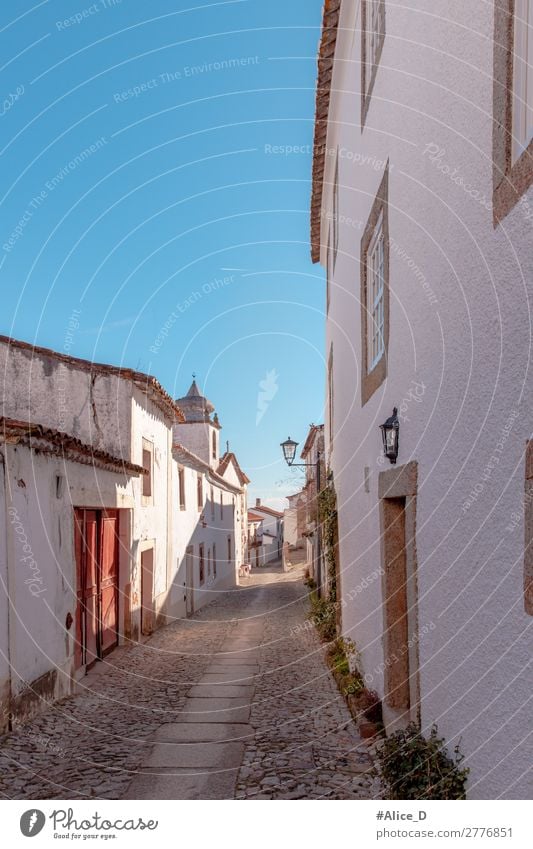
0,417 -> 144,476
310,0 -> 341,263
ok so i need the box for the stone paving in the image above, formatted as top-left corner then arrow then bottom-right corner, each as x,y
0,564 -> 379,800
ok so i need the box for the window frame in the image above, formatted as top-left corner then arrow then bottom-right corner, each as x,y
361,0 -> 386,128
141,438 -> 154,504
178,466 -> 186,511
360,165 -> 390,406
493,0 -> 533,223
333,150 -> 339,270
197,473 -> 203,512
199,543 -> 205,584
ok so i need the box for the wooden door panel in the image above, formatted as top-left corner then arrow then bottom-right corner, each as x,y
141,548 -> 154,636
84,512 -> 99,667
99,511 -> 118,655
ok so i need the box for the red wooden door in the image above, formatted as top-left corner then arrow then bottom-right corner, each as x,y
99,510 -> 119,656
73,508 -> 119,668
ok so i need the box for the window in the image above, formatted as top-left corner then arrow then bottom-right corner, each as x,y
493,0 -> 533,221
361,0 -> 386,125
208,547 -> 211,577
212,430 -> 217,460
513,0 -> 533,162
142,439 -> 153,501
197,473 -> 203,511
360,165 -> 389,406
210,485 -> 215,520
367,211 -> 385,371
227,535 -> 232,565
220,491 -> 224,519
213,543 -> 217,578
178,467 -> 186,510
199,543 -> 205,584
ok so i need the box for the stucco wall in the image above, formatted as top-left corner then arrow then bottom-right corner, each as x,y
170,461 -> 238,618
0,340 -> 131,460
322,0 -> 532,799
0,442 -> 133,725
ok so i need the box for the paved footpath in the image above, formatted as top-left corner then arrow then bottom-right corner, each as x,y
0,564 -> 378,800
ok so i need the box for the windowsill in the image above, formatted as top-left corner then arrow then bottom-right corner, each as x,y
361,355 -> 387,406
493,139 -> 533,224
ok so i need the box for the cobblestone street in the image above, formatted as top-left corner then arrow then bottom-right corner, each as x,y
0,565 -> 378,800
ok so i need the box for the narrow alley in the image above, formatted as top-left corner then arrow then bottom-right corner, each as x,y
0,565 -> 376,801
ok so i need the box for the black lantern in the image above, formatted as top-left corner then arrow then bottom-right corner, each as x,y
280,436 -> 299,466
380,408 -> 399,464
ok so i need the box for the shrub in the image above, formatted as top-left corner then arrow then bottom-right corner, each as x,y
308,590 -> 337,642
375,722 -> 469,800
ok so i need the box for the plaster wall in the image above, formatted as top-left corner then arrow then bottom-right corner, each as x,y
322,0 -> 532,799
0,340 -> 131,459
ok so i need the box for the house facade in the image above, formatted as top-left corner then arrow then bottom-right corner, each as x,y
0,341 -> 248,730
284,491 -> 307,549
249,499 -> 283,563
300,425 -> 326,591
0,336 -> 182,729
172,380 -> 249,614
312,1 -> 532,798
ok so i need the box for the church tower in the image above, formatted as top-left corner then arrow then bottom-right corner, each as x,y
173,378 -> 222,468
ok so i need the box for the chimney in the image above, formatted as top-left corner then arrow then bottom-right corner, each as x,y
256,498 -> 261,507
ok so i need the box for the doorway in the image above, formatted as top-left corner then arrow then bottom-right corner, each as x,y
141,546 -> 154,636
185,545 -> 194,616
379,462 -> 420,729
74,508 -> 119,670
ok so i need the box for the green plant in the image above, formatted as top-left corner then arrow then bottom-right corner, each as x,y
308,591 -> 337,641
375,722 -> 469,800
318,481 -> 339,606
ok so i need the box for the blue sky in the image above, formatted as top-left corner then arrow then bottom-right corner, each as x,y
1,0 -> 325,506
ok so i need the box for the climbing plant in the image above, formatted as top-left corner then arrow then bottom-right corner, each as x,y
318,475 -> 339,608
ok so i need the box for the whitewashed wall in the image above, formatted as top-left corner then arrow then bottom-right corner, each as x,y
0,442 -> 134,725
322,0 -> 532,799
169,461 -> 239,618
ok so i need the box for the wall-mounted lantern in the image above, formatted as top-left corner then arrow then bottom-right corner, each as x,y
280,436 -> 299,466
379,408 -> 399,464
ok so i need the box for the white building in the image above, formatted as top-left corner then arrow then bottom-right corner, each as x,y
0,335 -> 182,729
300,425 -> 325,590
311,1 -> 532,799
284,491 -> 307,548
0,342 -> 249,730
172,380 -> 249,614
249,499 -> 283,563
